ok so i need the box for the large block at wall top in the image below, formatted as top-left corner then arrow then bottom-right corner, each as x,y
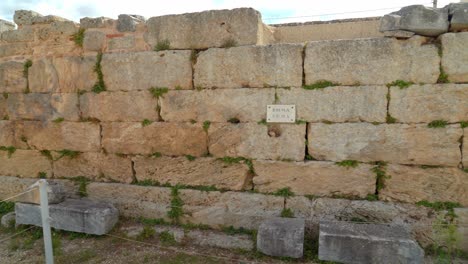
145,8 -> 264,49
160,89 -> 275,122
308,123 -> 462,166
304,37 -> 439,86
0,150 -> 52,178
441,32 -> 468,83
101,51 -> 192,91
380,164 -> 468,206
208,123 -> 306,161
276,86 -> 387,123
389,84 -> 468,123
7,93 -> 79,121
194,44 -> 303,89
0,61 -> 27,93
134,156 -> 251,191
253,161 -> 375,198
18,121 -> 101,152
80,91 -> 158,122
102,122 -> 207,156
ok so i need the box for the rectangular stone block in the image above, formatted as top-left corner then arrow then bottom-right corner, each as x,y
257,218 -> 305,258
53,152 -> 133,183
1,28 -> 34,42
0,149 -> 52,178
87,183 -> 171,220
160,88 -> 275,122
28,58 -> 58,93
134,156 -> 251,191
319,221 -> 424,264
209,123 -> 306,161
0,176 -> 76,202
0,61 -> 27,93
0,43 -> 31,58
380,164 -> 468,206
308,123 -> 462,166
454,208 -> 468,251
7,93 -> 79,121
19,121 -> 101,152
108,35 -> 135,50
0,121 -> 27,148
194,44 -> 303,89
253,160 -> 375,198
464,128 -> 468,168
145,8 -> 264,49
53,56 -> 97,93
102,122 -> 207,156
0,95 -> 6,119
389,84 -> 468,123
277,86 -> 387,123
441,32 -> 468,83
101,51 -> 192,91
15,199 -> 119,235
305,37 -> 439,85
80,91 -> 158,122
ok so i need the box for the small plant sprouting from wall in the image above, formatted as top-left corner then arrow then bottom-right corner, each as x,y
72,28 -> 85,47
185,155 -> 196,161
92,52 -> 106,94
149,87 -> 169,99
335,160 -> 359,168
38,172 -> 47,179
137,225 -> 155,241
167,185 -> 184,224
0,146 -> 16,158
55,149 -> 80,161
141,119 -> 152,127
220,37 -> 237,48
202,121 -> 211,132
154,39 -> 171,51
273,187 -> 295,198
159,231 -> 177,246
386,80 -> 414,89
71,176 -> 90,197
386,114 -> 397,124
303,80 -> 339,90
53,117 -> 65,123
218,156 -> 255,174
437,67 -> 449,84
428,120 -> 448,128
280,208 -> 295,218
372,161 -> 390,192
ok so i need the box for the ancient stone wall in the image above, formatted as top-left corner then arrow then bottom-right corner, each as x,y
0,8 -> 467,248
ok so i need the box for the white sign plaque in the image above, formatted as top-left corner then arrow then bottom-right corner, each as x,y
267,105 -> 296,123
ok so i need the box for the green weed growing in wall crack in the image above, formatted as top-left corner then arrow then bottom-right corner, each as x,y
167,185 -> 184,224
0,146 -> 16,158
92,52 -> 106,93
72,28 -> 85,47
149,87 -> 169,99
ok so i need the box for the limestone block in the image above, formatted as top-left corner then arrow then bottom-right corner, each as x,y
83,30 -> 105,52
441,33 -> 468,83
454,208 -> 468,251
117,14 -> 144,32
28,58 -> 59,93
7,93 -> 79,121
277,86 -> 387,123
134,156 -> 251,191
253,160 -> 375,198
257,218 -> 304,258
80,91 -> 158,122
1,28 -> 34,42
380,5 -> 449,36
0,176 -> 65,201
53,152 -> 133,183
380,164 -> 468,206
19,121 -> 101,152
209,123 -> 306,161
145,8 -> 263,49
319,221 -> 424,264
80,17 -> 115,29
464,128 -> 468,167
53,56 -> 97,93
308,123 -> 462,166
15,199 -> 119,235
160,89 -> 275,122
0,96 -> 6,119
0,121 -> 27,148
15,181 -> 65,204
194,44 -> 303,89
102,51 -> 192,91
0,150 -> 51,178
87,182 -> 171,219
13,10 -> 43,26
0,43 -> 31,58
108,36 -> 135,50
448,3 -> 468,31
382,30 -> 415,38
304,37 -> 440,86
102,122 -> 207,156
0,19 -> 15,33
0,61 -> 27,93
389,84 -> 468,123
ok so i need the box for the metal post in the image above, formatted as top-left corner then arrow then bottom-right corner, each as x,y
39,179 -> 54,264
433,0 -> 438,8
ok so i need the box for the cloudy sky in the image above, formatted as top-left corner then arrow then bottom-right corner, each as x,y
0,0 -> 456,25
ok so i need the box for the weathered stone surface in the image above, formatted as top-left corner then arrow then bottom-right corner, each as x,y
102,122 -> 206,156
308,123 -> 462,166
7,93 -> 79,121
15,199 -> 119,235
83,30 -> 105,52
102,51 -> 192,91
194,44 -> 303,89
117,14 -> 144,32
0,95 -> 7,119
108,36 -> 135,50
380,5 -> 449,36
448,3 -> 468,31
134,156 -> 251,191
0,43 -> 32,58
19,121 -> 101,152
0,19 -> 15,33
0,121 -> 26,148
209,123 -> 305,161
28,58 -> 58,93
389,84 -> 468,123
277,86 -> 387,123
160,89 -> 275,122
14,10 -> 42,26
53,56 -> 97,93
464,128 -> 468,168
383,30 -> 415,38
441,33 -> 468,83
87,183 -> 171,220
80,91 -> 158,122
304,37 -> 440,86
319,221 -> 424,264
15,181 -> 65,205
0,149 -> 51,178
0,61 -> 27,93
454,208 -> 468,251
1,212 -> 15,227
80,17 -> 114,29
0,176 -> 77,202
53,152 -> 133,183
257,217 -> 304,258
253,160 -> 375,198
380,164 -> 468,206
1,28 -> 34,42
146,8 -> 263,49
186,229 -> 254,250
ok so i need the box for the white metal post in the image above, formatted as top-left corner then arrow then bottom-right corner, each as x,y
39,179 -> 54,264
